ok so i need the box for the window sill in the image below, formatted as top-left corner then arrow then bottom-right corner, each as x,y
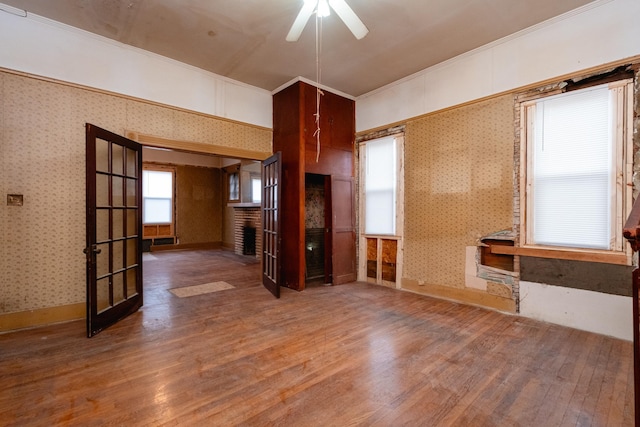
228,202 -> 261,208
488,244 -> 631,266
362,234 -> 402,240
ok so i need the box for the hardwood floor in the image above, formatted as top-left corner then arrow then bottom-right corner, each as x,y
0,249 -> 634,426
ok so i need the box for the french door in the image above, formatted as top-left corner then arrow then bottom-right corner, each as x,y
262,152 -> 282,298
85,124 -> 143,337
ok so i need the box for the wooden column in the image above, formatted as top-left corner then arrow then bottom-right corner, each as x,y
272,81 -> 355,290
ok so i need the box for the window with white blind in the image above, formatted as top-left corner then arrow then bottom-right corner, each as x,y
251,177 -> 262,204
521,80 -> 633,254
362,135 -> 401,235
143,169 -> 174,224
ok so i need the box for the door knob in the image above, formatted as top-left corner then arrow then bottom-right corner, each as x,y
83,245 -> 102,255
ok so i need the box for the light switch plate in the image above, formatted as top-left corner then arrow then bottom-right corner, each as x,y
7,194 -> 23,206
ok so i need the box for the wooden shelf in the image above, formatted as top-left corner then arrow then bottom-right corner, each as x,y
488,244 -> 629,265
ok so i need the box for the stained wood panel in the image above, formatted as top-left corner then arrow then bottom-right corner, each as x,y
273,81 -> 356,290
367,238 -> 377,279
381,239 -> 398,282
480,239 -> 514,272
273,82 -> 305,290
331,176 -> 356,285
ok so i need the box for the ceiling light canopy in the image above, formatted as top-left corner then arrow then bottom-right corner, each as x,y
287,0 -> 369,42
317,0 -> 330,18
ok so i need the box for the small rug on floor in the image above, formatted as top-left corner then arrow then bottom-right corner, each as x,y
169,281 -> 235,298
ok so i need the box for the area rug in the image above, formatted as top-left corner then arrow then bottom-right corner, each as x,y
169,281 -> 235,298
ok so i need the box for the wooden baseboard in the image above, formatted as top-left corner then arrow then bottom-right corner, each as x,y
401,278 -> 516,313
0,303 -> 85,333
150,241 -> 222,252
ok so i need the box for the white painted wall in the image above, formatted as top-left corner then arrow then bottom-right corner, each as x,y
520,281 -> 632,341
0,4 -> 272,129
356,0 -> 640,132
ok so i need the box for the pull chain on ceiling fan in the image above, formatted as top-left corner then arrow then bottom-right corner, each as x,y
286,0 -> 369,42
286,0 -> 368,162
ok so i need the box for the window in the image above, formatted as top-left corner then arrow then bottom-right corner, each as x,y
521,80 -> 633,255
251,177 -> 262,204
143,168 -> 173,224
362,135 -> 401,235
359,134 -> 404,285
228,172 -> 239,201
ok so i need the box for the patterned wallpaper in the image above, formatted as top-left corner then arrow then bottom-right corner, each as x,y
403,95 -> 514,289
176,165 -> 222,244
305,182 -> 325,229
0,71 -> 271,314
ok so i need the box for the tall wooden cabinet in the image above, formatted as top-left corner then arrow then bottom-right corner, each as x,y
273,80 -> 356,291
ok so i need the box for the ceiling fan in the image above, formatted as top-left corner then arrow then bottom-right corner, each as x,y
286,0 -> 369,42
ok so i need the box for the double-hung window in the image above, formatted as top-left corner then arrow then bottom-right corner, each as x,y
363,136 -> 399,235
251,177 -> 262,204
520,79 -> 633,259
143,169 -> 173,224
359,134 -> 404,285
142,166 -> 175,241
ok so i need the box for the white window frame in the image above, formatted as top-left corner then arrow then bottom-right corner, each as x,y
142,165 -> 176,240
358,134 -> 405,284
519,79 -> 633,264
251,176 -> 262,204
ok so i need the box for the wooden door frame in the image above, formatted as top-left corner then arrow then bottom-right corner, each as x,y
125,131 -> 271,161
127,130 -> 270,255
323,175 -> 333,284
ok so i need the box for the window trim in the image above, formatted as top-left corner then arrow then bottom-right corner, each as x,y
251,176 -> 262,204
518,79 -> 634,265
228,171 -> 240,202
358,134 -> 405,283
142,164 -> 176,240
360,135 -> 403,236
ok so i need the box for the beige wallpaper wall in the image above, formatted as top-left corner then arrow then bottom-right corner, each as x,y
0,71 -> 271,315
222,205 -> 236,249
403,95 -> 514,290
176,165 -> 222,245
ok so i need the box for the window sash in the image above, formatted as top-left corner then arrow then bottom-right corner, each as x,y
142,169 -> 173,224
251,177 -> 262,204
522,81 -> 631,253
143,198 -> 172,223
363,136 -> 398,235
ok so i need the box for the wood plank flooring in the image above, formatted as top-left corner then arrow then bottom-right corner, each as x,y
0,249 -> 634,426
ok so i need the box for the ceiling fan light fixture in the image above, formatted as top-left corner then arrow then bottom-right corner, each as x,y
317,0 -> 331,18
287,0 -> 368,42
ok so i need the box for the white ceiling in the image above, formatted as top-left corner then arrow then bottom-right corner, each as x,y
1,0 -> 597,97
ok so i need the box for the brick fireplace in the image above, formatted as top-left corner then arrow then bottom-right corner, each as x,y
233,207 -> 261,259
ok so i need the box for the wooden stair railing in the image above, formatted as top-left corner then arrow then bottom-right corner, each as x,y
623,197 -> 640,426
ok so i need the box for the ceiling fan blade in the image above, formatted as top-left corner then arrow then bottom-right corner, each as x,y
286,1 -> 317,42
328,0 -> 369,40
